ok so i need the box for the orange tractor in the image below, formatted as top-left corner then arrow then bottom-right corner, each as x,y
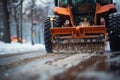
44,0 -> 120,53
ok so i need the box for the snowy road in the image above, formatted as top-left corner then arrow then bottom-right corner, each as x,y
52,52 -> 120,80
0,52 -> 93,80
0,51 -> 120,80
0,51 -> 46,65
0,52 -> 74,72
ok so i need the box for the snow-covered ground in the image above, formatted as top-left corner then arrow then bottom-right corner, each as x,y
0,41 -> 46,55
0,41 -> 110,55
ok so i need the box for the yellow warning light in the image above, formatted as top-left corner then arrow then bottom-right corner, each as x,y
50,17 -> 54,22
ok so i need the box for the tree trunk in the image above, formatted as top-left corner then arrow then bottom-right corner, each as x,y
14,9 -> 20,42
20,0 -> 23,43
2,0 -> 11,43
31,0 -> 35,45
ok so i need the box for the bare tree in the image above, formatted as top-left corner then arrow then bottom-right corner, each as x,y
31,0 -> 36,45
9,0 -> 24,43
2,0 -> 11,43
20,0 -> 23,43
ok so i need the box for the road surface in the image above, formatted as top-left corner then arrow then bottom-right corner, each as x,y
0,51 -> 120,80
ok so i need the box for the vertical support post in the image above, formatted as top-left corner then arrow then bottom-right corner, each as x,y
50,17 -> 54,28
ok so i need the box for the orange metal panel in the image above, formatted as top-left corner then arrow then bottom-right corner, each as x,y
54,7 -> 70,16
54,5 -> 74,26
51,25 -> 106,41
96,4 -> 116,14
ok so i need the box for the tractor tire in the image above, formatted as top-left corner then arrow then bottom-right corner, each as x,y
44,17 -> 53,53
108,14 -> 120,51
109,41 -> 120,51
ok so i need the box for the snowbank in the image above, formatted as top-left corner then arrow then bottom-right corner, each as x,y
0,41 -> 110,55
0,41 -> 45,55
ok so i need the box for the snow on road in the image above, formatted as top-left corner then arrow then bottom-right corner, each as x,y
0,41 -> 46,55
0,53 -> 94,80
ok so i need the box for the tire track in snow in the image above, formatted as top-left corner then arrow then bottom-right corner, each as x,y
0,53 -> 73,72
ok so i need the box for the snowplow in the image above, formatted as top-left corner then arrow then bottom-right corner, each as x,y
44,0 -> 120,53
